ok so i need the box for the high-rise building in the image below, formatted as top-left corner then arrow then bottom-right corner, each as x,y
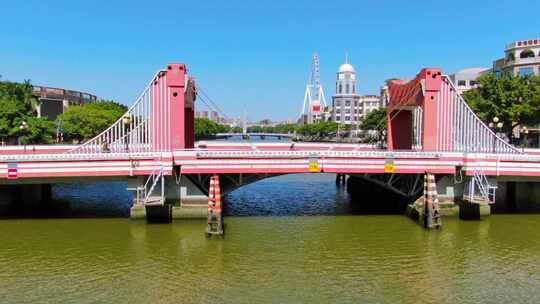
331,58 -> 361,125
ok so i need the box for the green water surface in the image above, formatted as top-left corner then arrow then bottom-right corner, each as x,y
1,215 -> 539,303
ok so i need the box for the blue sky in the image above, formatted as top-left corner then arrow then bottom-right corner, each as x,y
1,0 -> 539,121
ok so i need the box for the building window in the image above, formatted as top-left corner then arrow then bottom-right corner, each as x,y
352,86 -> 355,94
346,84 -> 350,94
457,80 -> 466,86
345,116 -> 350,121
339,84 -> 342,94
336,109 -> 340,114
469,80 -> 477,86
520,49 -> 535,59
345,109 -> 350,114
519,67 -> 534,77
507,53 -> 515,62
345,100 -> 350,106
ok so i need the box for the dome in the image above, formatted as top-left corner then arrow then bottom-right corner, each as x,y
338,63 -> 355,73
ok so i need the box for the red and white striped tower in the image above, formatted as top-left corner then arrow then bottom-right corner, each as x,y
206,174 -> 223,235
423,172 -> 441,229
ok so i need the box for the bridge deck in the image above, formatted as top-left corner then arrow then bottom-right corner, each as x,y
0,143 -> 538,181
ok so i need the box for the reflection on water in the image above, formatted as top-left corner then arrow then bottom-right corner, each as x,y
1,215 -> 540,303
53,182 -> 132,217
225,174 -> 352,216
52,174 -> 354,217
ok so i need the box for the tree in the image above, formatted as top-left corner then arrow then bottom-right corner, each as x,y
194,118 -> 230,139
296,121 -> 338,140
56,100 -> 127,142
462,73 -> 540,139
274,123 -> 296,134
361,107 -> 387,132
0,80 -> 55,144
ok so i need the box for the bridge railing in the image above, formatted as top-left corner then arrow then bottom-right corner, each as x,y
441,76 -> 520,154
65,70 -> 165,155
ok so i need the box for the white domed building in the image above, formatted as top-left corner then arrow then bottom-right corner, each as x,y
332,59 -> 362,125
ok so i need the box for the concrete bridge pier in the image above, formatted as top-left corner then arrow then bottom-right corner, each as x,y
407,174 -> 494,222
493,180 -> 540,213
336,174 -> 347,186
128,174 -> 208,222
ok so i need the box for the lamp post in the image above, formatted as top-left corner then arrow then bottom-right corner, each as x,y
19,121 -> 28,151
520,126 -> 529,148
56,120 -> 64,143
122,114 -> 131,152
488,117 -> 503,152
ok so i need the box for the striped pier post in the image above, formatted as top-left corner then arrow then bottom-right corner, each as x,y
206,174 -> 224,236
423,172 -> 442,229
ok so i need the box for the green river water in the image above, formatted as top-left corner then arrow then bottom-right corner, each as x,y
1,215 -> 540,304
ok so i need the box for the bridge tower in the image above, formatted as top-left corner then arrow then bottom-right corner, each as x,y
300,53 -> 327,124
68,63 -> 197,154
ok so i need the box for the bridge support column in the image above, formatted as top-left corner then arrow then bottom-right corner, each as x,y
128,174 -> 209,221
406,173 -> 441,229
335,174 -> 346,186
206,175 -> 223,236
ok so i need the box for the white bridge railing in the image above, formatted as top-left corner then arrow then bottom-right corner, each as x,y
439,76 -> 520,154
66,69 -> 169,155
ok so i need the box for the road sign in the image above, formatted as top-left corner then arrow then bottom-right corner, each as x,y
308,161 -> 319,172
384,155 -> 395,173
7,161 -> 18,179
308,154 -> 320,173
384,163 -> 395,173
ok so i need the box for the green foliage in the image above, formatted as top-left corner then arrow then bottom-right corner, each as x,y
462,73 -> 540,137
361,107 -> 387,132
296,121 -> 339,139
195,118 -> 230,139
274,123 -> 297,134
0,80 -> 55,144
57,100 -> 127,142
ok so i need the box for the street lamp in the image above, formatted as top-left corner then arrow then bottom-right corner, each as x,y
19,121 -> 28,145
488,117 -> 503,152
122,114 -> 131,152
520,126 -> 530,148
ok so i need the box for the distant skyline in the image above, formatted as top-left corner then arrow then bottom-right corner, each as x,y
2,0 -> 540,121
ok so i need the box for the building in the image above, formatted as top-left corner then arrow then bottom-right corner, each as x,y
32,85 -> 97,120
493,38 -> 540,77
359,95 -> 382,116
331,59 -> 382,125
332,60 -> 361,125
196,110 -> 221,123
449,67 -> 489,94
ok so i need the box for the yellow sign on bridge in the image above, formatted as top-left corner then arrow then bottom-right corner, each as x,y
308,161 -> 319,173
384,163 -> 395,173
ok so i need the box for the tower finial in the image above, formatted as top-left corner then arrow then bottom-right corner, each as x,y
345,52 -> 349,64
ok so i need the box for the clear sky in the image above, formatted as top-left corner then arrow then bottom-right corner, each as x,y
1,0 -> 540,122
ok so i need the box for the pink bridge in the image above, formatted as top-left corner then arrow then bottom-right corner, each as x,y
1,63 -> 539,229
